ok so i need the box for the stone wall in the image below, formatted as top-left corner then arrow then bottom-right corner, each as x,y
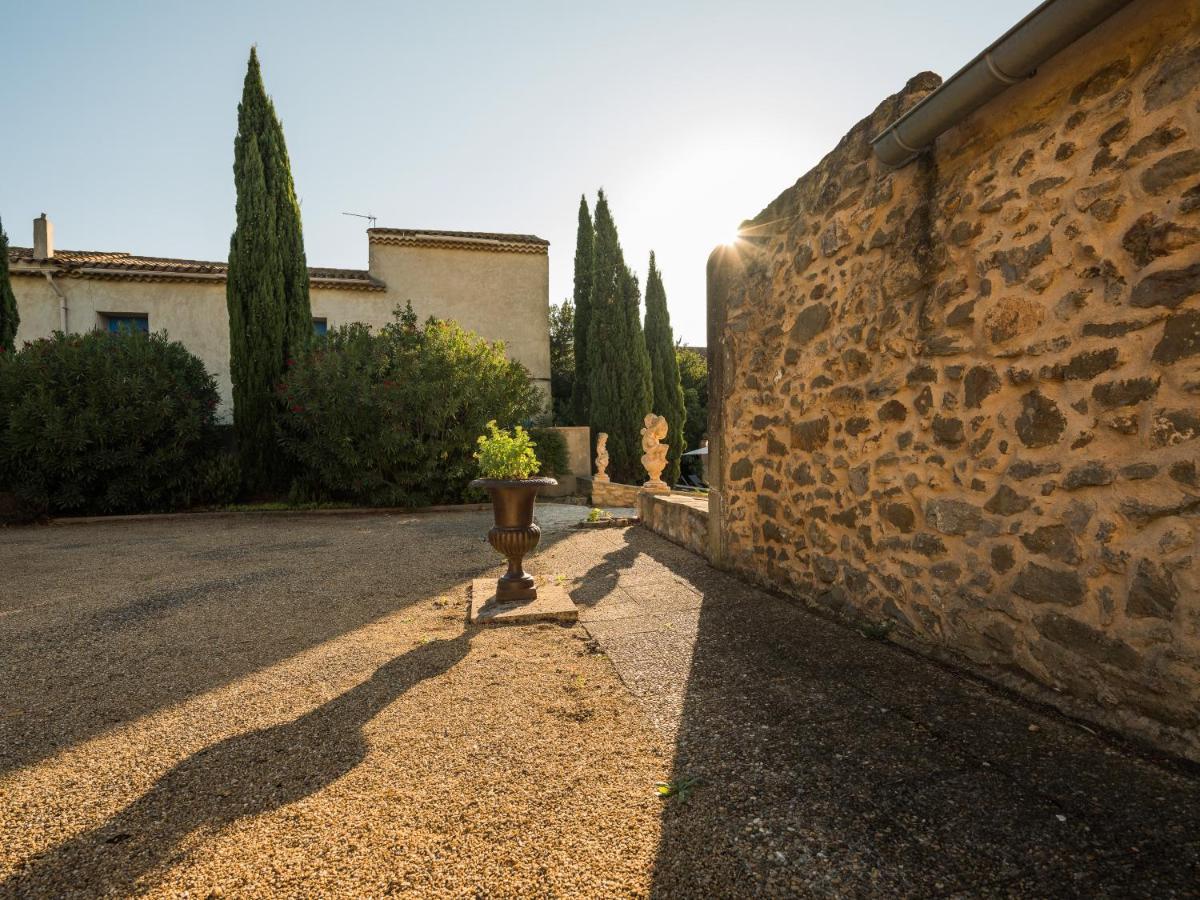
639,493 -> 709,558
709,0 -> 1200,759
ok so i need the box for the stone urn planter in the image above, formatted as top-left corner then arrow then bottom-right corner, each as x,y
470,477 -> 557,602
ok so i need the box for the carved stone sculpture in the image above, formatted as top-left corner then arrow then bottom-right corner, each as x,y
594,432 -> 610,483
640,413 -> 670,493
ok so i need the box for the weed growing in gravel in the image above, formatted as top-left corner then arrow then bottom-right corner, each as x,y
859,620 -> 895,641
655,776 -> 702,802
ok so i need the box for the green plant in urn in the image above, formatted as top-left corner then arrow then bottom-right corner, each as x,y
471,421 -> 557,602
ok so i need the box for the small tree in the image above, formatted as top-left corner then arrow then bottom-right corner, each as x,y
644,253 -> 686,486
586,190 -> 650,483
0,219 -> 19,354
569,196 -> 593,426
227,47 -> 312,490
549,299 -> 575,424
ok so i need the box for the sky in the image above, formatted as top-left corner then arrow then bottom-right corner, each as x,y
2,0 -> 1039,345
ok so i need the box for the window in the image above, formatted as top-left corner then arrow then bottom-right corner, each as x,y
313,318 -> 328,336
103,314 -> 149,334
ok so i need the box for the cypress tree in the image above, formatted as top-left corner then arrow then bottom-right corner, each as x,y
0,220 -> 18,354
225,45 -> 309,489
644,252 -> 686,486
586,191 -> 650,484
227,47 -> 312,489
569,196 -> 593,426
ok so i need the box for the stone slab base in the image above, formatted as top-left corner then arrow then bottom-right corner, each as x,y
469,579 -> 578,626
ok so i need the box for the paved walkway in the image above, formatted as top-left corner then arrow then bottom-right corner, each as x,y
1,509 -> 1197,897
546,523 -> 1200,898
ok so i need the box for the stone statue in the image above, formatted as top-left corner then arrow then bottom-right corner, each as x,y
594,433 -> 610,483
640,413 -> 670,493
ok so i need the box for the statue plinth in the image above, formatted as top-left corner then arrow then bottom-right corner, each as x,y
641,479 -> 670,495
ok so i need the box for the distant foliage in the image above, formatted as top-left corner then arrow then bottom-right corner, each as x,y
277,305 -> 543,506
586,190 -> 651,483
549,299 -> 575,425
677,347 -> 708,452
644,253 -> 686,486
677,347 -> 708,481
529,426 -> 568,477
0,331 -> 222,515
0,219 -> 19,354
474,421 -> 540,480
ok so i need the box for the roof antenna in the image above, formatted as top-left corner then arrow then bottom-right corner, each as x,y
342,211 -> 377,229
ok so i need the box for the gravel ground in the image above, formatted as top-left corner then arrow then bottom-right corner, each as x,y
3,510 -> 1198,898
0,509 -> 667,898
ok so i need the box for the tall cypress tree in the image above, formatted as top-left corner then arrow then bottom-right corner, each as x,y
569,196 -> 593,426
586,191 -> 650,484
644,252 -> 686,486
0,220 -> 18,354
227,47 -> 312,489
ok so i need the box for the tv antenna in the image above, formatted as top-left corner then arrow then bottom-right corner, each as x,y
342,211 -> 377,228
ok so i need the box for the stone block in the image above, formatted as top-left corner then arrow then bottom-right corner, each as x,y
470,579 -> 578,626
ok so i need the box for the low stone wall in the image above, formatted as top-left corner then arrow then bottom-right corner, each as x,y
537,475 -> 578,498
639,493 -> 709,558
708,0 -> 1200,760
551,426 -> 592,477
587,479 -> 642,508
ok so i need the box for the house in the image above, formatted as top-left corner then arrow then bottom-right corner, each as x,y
7,215 -> 551,416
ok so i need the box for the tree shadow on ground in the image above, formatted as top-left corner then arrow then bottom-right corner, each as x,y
0,513 -> 576,779
575,529 -> 1200,897
2,632 -> 473,898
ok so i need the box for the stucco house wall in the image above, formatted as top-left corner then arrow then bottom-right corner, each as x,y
8,227 -> 550,418
708,0 -> 1200,760
368,232 -> 551,392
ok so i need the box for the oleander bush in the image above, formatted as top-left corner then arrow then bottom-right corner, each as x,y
277,305 -> 543,506
528,426 -> 568,477
0,330 -> 223,515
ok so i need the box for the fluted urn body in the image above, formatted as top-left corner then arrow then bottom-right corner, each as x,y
470,477 -> 556,602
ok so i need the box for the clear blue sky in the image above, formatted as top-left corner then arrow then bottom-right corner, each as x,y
2,0 -> 1037,345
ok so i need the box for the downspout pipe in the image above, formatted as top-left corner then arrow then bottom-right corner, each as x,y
871,0 -> 1133,167
43,271 -> 68,332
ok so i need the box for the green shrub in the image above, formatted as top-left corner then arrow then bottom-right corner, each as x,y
191,450 -> 242,506
475,420 -> 539,479
528,427 -> 568,477
0,330 -> 222,515
277,305 -> 543,506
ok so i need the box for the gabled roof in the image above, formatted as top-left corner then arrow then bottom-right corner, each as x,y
6,247 -> 386,291
368,228 -> 549,254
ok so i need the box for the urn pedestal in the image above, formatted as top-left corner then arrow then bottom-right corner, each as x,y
469,477 -> 556,603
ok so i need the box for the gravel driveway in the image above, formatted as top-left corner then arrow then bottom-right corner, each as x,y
0,509 -> 666,898
2,509 -> 1198,898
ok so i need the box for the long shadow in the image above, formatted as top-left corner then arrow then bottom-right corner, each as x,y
584,530 -> 1200,897
0,512 -> 576,779
2,632 -> 473,898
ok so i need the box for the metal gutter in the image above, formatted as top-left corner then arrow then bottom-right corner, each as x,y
871,0 -> 1134,167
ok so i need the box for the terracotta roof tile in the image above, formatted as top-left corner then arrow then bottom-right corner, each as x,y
7,247 -> 386,290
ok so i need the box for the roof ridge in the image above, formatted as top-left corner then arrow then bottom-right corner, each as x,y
368,227 -> 548,245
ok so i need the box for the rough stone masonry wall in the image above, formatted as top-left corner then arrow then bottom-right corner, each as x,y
711,0 -> 1200,759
